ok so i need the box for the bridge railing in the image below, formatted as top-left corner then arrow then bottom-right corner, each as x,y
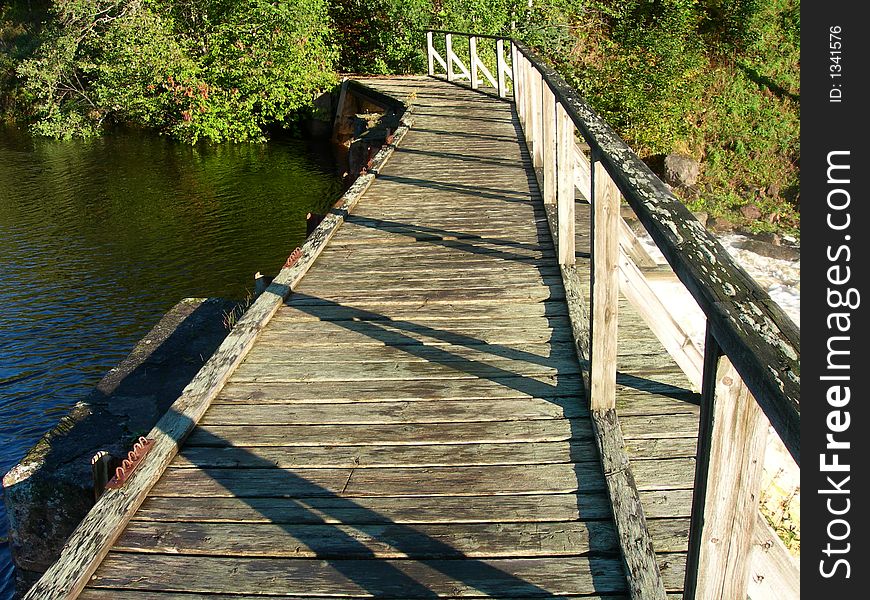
426,30 -> 800,600
426,30 -> 514,98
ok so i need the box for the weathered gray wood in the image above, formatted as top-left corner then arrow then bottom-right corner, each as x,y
218,376 -> 583,404
185,419 -> 593,448
516,41 -> 799,464
544,191 -> 667,599
150,463 -> 606,498
255,324 -> 574,348
133,492 -> 613,524
23,85 -> 416,600
531,69 -> 544,168
174,440 -> 598,469
684,332 -> 769,600
556,103 -> 575,265
590,161 -> 620,411
114,520 -> 619,558
244,338 -> 575,362
594,410 -> 669,599
617,249 -> 704,390
748,511 -> 800,600
230,354 -> 577,382
573,142 -> 592,200
497,38 -> 508,97
88,554 -> 629,596
200,396 -> 587,426
542,84 -> 557,205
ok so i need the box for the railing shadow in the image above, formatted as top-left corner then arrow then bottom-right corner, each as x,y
343,214 -> 553,257
115,409 -> 626,595
395,146 -> 529,169
376,173 -> 535,203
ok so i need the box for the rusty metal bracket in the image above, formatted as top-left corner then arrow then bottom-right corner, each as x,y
284,247 -> 303,269
104,437 -> 154,490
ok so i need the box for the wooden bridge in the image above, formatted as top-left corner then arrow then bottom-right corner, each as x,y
25,32 -> 799,600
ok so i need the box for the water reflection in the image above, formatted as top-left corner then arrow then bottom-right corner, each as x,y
0,125 -> 342,596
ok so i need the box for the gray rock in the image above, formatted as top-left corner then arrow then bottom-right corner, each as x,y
664,154 -> 700,188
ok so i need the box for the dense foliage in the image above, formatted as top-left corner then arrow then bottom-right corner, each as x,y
4,0 -> 336,142
2,0 -> 799,233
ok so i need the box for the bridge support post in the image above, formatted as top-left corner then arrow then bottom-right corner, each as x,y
497,39 -> 508,97
523,56 -> 533,134
427,31 -> 435,76
469,36 -> 480,89
556,103 -> 575,266
446,33 -> 455,81
684,329 -> 768,600
529,70 -> 543,168
542,85 -> 557,205
590,159 -> 619,410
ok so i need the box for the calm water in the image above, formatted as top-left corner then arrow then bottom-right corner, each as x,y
0,126 -> 343,596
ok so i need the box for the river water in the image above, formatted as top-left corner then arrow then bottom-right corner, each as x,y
0,126 -> 343,597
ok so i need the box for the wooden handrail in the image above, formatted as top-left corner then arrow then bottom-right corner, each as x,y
511,40 -> 799,465
425,28 -> 800,600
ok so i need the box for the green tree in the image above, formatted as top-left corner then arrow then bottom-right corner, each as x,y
15,0 -> 338,142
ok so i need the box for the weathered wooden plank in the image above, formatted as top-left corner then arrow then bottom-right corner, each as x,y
243,341 -> 579,368
592,410 -> 668,599
274,300 -> 568,321
590,161 -> 620,411
556,102 -> 575,265
133,492 -> 614,524
230,355 -> 578,383
542,84 -> 557,204
252,326 -> 575,348
684,337 -> 768,600
249,335 -> 576,356
114,520 -> 619,558
185,419 -> 593,448
88,554 -> 629,596
150,463 -> 607,498
543,185 -> 667,599
617,250 -> 704,390
748,511 -> 800,600
618,414 -> 700,440
174,440 -> 598,469
631,458 -> 696,491
200,396 -> 588,426
623,438 -> 698,461
218,376 -> 584,404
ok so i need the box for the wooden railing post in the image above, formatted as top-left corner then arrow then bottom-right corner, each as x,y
590,159 -> 619,410
445,33 -> 455,81
469,36 -> 480,89
684,328 -> 769,600
427,31 -> 435,76
555,103 -> 575,265
496,39 -> 507,97
542,84 -> 557,205
523,55 -> 533,133
514,52 -> 524,126
528,65 -> 543,168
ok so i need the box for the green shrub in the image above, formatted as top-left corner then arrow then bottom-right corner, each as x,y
13,0 -> 338,142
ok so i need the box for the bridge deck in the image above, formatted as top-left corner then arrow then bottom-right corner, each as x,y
77,77 -> 696,598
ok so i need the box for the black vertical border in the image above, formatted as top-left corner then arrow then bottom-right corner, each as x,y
802,0 -> 869,594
